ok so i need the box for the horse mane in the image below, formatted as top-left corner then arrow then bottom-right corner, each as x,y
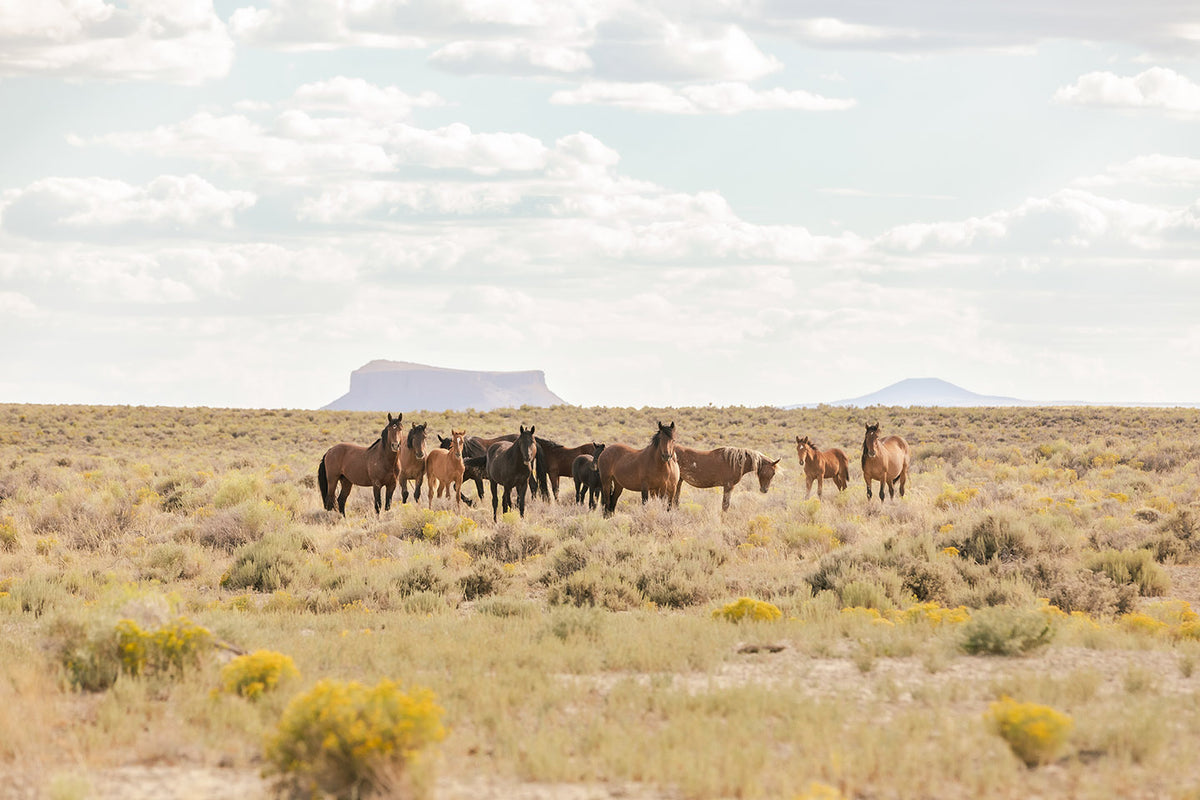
721,447 -> 765,473
535,435 -> 563,449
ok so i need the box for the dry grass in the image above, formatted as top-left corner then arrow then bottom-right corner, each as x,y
2,402 -> 1200,799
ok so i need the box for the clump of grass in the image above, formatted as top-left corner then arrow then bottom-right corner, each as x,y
712,597 -> 782,623
960,606 -> 1054,656
221,530 -> 313,592
985,696 -> 1073,767
1085,549 -> 1170,598
218,650 -> 300,700
265,678 -> 445,799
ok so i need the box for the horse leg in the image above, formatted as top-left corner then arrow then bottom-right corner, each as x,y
489,480 -> 499,522
337,478 -> 352,516
817,473 -> 825,499
373,485 -> 384,514
400,479 -> 409,504
721,485 -> 732,512
516,480 -> 528,518
805,474 -> 813,499
865,478 -> 873,501
384,482 -> 395,511
414,473 -> 424,502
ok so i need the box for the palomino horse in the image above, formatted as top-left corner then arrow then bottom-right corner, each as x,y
572,444 -> 606,509
795,435 -> 850,499
484,425 -> 538,522
596,421 -> 679,517
425,429 -> 467,510
672,446 -> 780,511
397,422 -> 429,503
317,413 -> 404,516
535,439 -> 603,501
861,423 -> 910,502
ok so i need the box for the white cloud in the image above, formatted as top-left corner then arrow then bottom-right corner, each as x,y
0,0 -> 234,84
429,40 -> 592,75
550,81 -> 855,114
1053,67 -> 1200,117
290,77 -> 448,122
1075,155 -> 1200,188
1,175 -> 255,239
0,291 -> 41,318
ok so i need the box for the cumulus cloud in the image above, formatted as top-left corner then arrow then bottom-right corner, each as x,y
0,0 -> 234,84
429,40 -> 592,75
551,81 -> 855,114
1,175 -> 255,240
1075,155 -> 1200,188
1053,67 -> 1200,117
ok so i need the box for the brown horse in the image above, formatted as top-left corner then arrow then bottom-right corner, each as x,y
536,439 -> 603,501
397,422 -> 429,503
861,423 -> 910,502
317,413 -> 404,516
485,425 -> 538,522
464,433 -> 545,499
795,435 -> 850,499
425,429 -> 466,511
672,446 -> 780,511
572,444 -> 605,509
597,421 -> 679,517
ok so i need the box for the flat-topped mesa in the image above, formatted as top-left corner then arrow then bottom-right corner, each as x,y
322,360 -> 567,413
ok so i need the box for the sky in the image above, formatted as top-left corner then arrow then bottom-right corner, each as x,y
2,0 -> 1199,410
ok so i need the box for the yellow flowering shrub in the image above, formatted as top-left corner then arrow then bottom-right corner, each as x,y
934,483 -> 980,509
713,597 -> 782,623
265,678 -> 446,799
219,650 -> 300,700
985,696 -> 1073,767
796,781 -> 846,800
116,616 -> 214,677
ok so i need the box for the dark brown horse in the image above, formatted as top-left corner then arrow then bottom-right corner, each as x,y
397,422 -> 429,503
672,446 -> 780,511
597,421 -> 679,517
572,443 -> 605,509
465,433 -> 545,499
536,439 -> 603,501
317,413 -> 404,516
485,425 -> 538,522
425,429 -> 467,511
795,435 -> 850,499
861,423 -> 910,502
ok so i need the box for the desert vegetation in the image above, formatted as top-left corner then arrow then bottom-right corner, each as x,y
2,402 -> 1200,799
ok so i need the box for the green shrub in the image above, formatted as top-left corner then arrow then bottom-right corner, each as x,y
56,615 -> 214,690
954,513 -> 1038,564
459,558 -> 504,601
221,530 -> 312,592
265,678 -> 445,799
985,696 -> 1073,767
960,606 -> 1054,656
1085,549 -> 1170,597
218,650 -> 300,699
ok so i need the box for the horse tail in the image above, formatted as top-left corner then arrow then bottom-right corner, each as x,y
317,458 -> 331,511
838,456 -> 850,489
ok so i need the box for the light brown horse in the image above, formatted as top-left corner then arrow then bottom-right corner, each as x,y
795,435 -> 850,499
425,429 -> 466,511
672,446 -> 780,511
861,423 -> 910,502
596,421 -> 679,517
317,413 -> 404,516
397,422 -> 429,503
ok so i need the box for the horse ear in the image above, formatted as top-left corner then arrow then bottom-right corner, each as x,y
772,458 -> 781,466
795,435 -> 801,444
530,425 -> 536,434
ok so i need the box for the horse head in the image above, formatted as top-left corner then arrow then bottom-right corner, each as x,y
654,421 -> 676,463
450,429 -> 466,455
863,423 -> 880,458
795,435 -> 814,463
517,425 -> 537,468
757,456 -> 781,493
407,422 -> 428,459
382,413 -> 404,452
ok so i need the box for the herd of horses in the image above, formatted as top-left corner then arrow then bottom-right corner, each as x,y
317,414 -> 911,521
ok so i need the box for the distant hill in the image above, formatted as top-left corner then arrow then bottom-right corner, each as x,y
788,377 -> 1031,408
322,360 -> 567,412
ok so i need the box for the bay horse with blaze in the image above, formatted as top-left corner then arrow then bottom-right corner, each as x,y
317,413 -> 404,516
861,423 -> 910,502
795,435 -> 850,499
597,421 -> 679,517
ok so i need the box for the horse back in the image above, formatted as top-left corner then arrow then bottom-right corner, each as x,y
322,442 -> 375,484
676,447 -> 734,489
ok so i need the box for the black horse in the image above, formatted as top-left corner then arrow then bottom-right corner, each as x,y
572,444 -> 605,509
464,433 -> 547,500
483,425 -> 538,522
